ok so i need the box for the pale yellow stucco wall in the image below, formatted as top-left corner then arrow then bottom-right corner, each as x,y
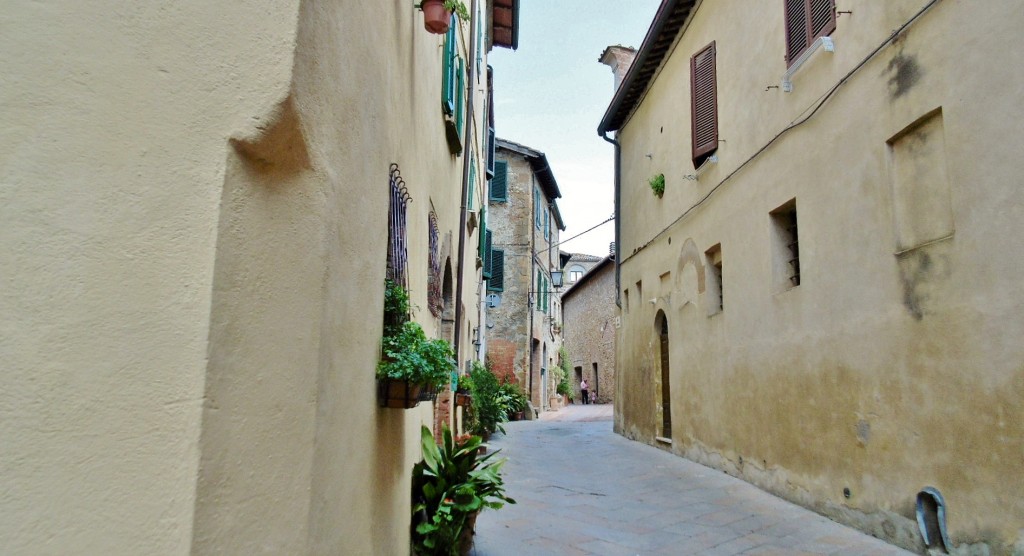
614,1 -> 1024,553
2,1 -> 489,554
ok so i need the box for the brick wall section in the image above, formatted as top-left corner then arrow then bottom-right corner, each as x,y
562,259 -> 616,404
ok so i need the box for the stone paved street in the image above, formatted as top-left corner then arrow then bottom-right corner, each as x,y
471,405 -> 912,556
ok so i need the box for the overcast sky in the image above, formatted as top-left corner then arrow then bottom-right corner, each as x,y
489,0 -> 661,257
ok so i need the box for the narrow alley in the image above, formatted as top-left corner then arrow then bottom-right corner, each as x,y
472,405 -> 911,556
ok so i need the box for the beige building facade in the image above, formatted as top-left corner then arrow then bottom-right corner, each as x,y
600,0 -> 1024,553
2,1 -> 515,553
561,256 -> 616,404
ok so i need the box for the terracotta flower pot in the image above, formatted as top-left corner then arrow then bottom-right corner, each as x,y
421,0 -> 452,34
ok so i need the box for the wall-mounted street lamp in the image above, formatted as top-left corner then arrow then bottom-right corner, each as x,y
550,270 -> 564,289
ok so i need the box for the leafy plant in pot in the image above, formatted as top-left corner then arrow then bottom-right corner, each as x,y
420,0 -> 470,34
378,280 -> 455,408
412,425 -> 515,555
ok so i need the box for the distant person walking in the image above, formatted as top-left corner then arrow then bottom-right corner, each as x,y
580,379 -> 589,405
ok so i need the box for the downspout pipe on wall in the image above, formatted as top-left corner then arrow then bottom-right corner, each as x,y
453,0 -> 478,370
600,131 -> 621,308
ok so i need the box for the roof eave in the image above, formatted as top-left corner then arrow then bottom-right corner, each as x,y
597,0 -> 697,134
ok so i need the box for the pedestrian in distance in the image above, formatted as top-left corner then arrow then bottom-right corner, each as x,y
580,378 -> 589,405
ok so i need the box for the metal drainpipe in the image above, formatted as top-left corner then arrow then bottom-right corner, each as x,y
601,131 -> 621,307
527,172 -> 536,407
453,0 -> 478,371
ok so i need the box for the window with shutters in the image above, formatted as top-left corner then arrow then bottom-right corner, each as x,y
482,229 -> 493,280
534,187 -> 542,229
478,206 -> 487,259
489,160 -> 507,201
442,17 -> 465,154
690,41 -> 718,169
784,0 -> 836,67
488,249 -> 504,291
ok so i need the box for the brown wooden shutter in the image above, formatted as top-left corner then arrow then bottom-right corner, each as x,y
784,0 -> 808,65
809,0 -> 837,40
690,41 -> 718,168
785,0 -> 836,66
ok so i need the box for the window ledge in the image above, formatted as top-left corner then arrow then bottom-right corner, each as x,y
682,153 -> 718,181
655,436 -> 673,445
782,36 -> 834,92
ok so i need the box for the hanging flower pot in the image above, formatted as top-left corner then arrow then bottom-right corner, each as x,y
421,0 -> 452,34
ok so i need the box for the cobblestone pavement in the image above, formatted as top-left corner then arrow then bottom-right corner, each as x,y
471,405 -> 912,556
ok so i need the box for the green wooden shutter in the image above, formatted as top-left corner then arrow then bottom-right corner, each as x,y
455,57 -> 465,139
442,20 -> 456,115
490,160 -> 507,201
488,249 -> 504,291
485,126 -> 496,179
482,229 -> 493,279
478,205 -> 487,258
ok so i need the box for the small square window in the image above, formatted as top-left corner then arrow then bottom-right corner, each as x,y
770,200 -> 800,291
705,244 -> 723,315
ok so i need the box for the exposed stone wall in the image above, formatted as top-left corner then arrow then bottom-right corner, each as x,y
562,261 -> 616,404
485,144 -> 563,409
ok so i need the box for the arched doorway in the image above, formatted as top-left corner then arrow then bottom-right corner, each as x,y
655,310 -> 671,440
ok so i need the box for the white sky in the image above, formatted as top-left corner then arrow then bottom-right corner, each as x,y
489,0 -> 662,257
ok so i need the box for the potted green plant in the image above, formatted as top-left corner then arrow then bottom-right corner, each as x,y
411,425 -> 515,555
419,0 -> 470,34
377,280 -> 455,408
466,361 -> 506,437
454,372 -> 474,408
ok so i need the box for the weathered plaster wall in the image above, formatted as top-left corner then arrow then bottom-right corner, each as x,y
1,2 -> 301,553
3,1 -> 488,554
563,261 -> 617,404
615,1 -> 1024,553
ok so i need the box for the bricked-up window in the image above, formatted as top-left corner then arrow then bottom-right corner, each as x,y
690,41 -> 718,169
784,0 -> 836,66
428,211 -> 442,317
488,249 -> 504,291
771,200 -> 801,290
490,160 -> 507,201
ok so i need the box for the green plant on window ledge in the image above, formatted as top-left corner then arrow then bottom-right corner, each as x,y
377,279 -> 455,408
649,173 -> 666,198
443,0 -> 470,21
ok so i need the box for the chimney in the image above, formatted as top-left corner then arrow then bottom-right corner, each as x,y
599,45 -> 638,92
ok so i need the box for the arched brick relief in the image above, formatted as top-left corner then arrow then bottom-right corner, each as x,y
677,238 -> 705,308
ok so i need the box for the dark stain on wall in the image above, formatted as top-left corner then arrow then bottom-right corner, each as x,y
897,248 -> 951,321
885,52 -> 922,99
